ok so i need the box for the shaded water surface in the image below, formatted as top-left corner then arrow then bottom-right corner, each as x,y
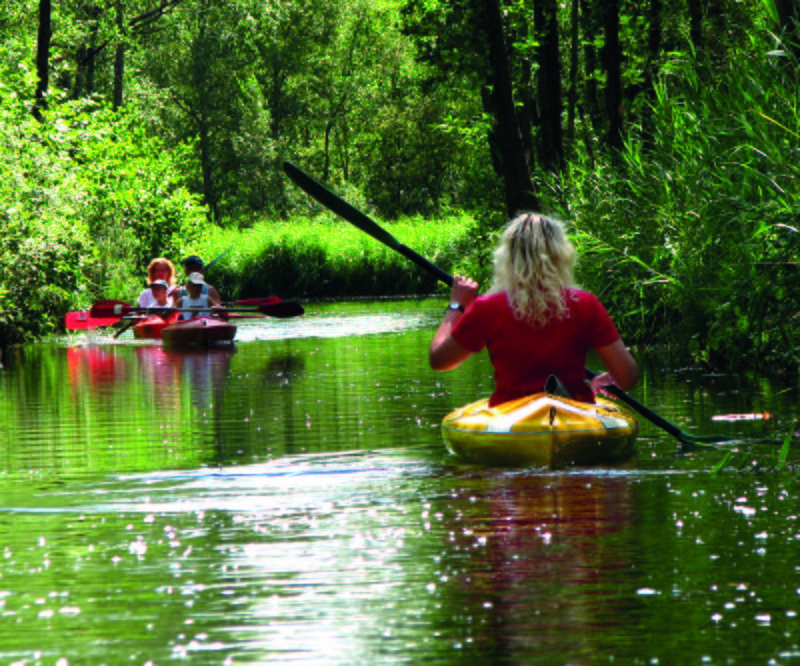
0,300 -> 798,665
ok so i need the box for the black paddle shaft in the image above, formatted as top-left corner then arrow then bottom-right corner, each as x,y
283,162 -> 453,287
585,368 -> 682,440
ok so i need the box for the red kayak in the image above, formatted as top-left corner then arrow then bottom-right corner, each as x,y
160,316 -> 237,347
132,313 -> 180,340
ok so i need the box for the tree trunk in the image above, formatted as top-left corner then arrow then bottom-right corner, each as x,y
199,115 -> 219,222
73,44 -> 86,99
479,0 -> 537,214
534,0 -> 564,173
686,0 -> 703,56
33,0 -> 51,122
114,1 -> 125,110
86,19 -> 98,95
323,120 -> 333,182
579,0 -> 602,134
339,122 -> 350,180
194,3 -> 219,223
600,0 -> 623,152
514,20 -> 535,168
640,0 -> 662,149
566,0 -> 580,158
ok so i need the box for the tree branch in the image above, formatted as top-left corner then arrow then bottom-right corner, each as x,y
129,0 -> 182,33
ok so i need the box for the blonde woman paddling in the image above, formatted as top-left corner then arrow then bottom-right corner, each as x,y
429,212 -> 639,405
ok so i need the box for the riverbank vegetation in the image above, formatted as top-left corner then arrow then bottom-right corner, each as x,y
183,215 -> 475,300
2,0 -> 799,371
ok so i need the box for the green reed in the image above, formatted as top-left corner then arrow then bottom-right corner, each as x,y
177,212 -> 475,300
708,424 -> 797,476
562,35 -> 800,369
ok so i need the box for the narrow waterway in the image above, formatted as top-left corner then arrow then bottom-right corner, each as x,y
0,299 -> 796,665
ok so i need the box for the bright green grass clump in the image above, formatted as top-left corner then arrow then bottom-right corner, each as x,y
179,213 -> 475,300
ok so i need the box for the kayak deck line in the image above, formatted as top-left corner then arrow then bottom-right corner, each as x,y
475,395 -> 633,434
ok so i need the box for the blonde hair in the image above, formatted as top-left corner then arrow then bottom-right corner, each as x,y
146,258 -> 177,286
489,212 -> 577,326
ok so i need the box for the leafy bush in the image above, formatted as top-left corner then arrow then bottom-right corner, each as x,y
0,67 -> 91,345
0,58 -> 209,346
77,114 -> 210,299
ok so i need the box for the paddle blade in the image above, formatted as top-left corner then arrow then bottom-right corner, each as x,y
228,297 -> 283,307
283,162 -> 401,250
258,301 -> 304,318
225,313 -> 267,320
89,300 -> 133,319
65,311 -> 121,330
65,311 -> 93,330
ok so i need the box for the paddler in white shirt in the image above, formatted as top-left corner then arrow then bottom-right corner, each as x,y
177,255 -> 222,304
138,258 -> 179,306
174,272 -> 222,320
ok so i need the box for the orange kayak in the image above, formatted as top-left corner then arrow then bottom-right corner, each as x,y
132,313 -> 180,340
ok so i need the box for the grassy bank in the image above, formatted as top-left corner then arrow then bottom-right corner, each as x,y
172,213 -> 477,301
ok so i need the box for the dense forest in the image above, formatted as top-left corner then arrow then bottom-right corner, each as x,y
1,0 -> 799,369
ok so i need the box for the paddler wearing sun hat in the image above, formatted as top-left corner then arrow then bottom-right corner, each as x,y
174,271 -> 222,320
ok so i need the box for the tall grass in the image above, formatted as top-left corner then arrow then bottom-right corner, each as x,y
563,34 -> 800,369
173,212 -> 475,300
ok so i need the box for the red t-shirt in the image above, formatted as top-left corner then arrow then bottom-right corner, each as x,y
451,289 -> 620,406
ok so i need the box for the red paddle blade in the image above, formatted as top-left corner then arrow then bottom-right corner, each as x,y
89,300 -> 133,319
65,311 -> 122,330
231,296 -> 283,307
65,311 -> 92,330
257,301 -> 304,318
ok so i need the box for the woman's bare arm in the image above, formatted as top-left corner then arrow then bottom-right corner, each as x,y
429,315 -> 474,370
592,339 -> 639,393
429,276 -> 478,371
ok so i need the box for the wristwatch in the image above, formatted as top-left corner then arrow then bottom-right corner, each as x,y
447,302 -> 465,313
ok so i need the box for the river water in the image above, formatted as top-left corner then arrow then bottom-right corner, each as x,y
0,300 -> 797,665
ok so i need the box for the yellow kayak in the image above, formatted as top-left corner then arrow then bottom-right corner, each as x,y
441,393 -> 638,467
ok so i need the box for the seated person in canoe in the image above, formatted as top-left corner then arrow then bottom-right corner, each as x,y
175,272 -> 222,320
176,255 -> 222,303
429,212 -> 639,405
138,258 -> 179,307
142,280 -> 173,309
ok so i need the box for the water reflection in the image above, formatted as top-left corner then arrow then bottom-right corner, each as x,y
4,458 -> 654,663
0,300 -> 799,664
261,351 -> 307,386
66,346 -> 125,386
134,344 -> 183,389
446,472 -> 636,660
